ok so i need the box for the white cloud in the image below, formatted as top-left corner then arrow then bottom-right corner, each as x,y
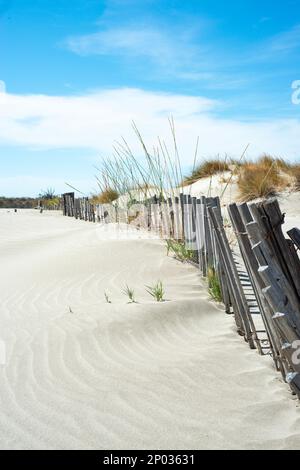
0,87 -> 299,163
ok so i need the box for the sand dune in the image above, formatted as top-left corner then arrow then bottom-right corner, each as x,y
0,209 -> 300,450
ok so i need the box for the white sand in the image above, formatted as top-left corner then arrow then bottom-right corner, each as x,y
1,209 -> 300,450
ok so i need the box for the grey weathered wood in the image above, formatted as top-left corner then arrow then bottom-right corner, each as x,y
207,205 -> 255,348
161,201 -> 170,238
179,193 -> 185,238
172,197 -> 182,240
258,265 -> 300,336
238,202 -> 253,225
250,199 -> 300,300
210,199 -> 231,314
195,199 -> 205,273
184,195 -> 195,250
253,242 -> 300,320
229,203 -> 276,355
287,372 -> 300,397
288,228 -> 300,251
204,198 -> 214,270
209,205 -> 246,337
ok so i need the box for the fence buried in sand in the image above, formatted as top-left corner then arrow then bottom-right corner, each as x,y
62,191 -> 300,399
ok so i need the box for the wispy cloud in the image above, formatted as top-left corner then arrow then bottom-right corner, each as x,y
64,1 -> 213,79
269,24 -> 300,52
248,23 -> 300,63
65,24 -> 201,69
0,87 -> 299,161
64,6 -> 300,93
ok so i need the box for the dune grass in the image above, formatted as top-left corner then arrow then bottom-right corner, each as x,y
183,159 -> 230,185
94,119 -> 191,207
91,188 -> 119,204
292,165 -> 300,191
94,121 -> 298,207
237,156 -> 286,202
122,285 -> 137,303
207,266 -> 223,302
166,239 -> 194,262
146,281 -> 165,302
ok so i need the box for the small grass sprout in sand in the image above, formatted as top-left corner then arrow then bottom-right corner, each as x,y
166,239 -> 194,262
146,280 -> 165,302
122,285 -> 137,303
207,267 -> 223,303
104,291 -> 112,304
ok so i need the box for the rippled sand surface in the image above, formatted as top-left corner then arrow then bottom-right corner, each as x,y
0,209 -> 299,450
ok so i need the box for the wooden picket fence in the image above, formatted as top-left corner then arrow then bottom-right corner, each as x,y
62,192 -> 300,398
62,192 -> 95,222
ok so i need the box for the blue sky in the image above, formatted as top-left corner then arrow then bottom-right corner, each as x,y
1,0 -> 300,196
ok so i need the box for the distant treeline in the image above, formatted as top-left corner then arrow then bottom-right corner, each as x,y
0,197 -> 38,208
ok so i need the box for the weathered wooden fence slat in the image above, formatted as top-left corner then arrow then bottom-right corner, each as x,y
288,228 -> 300,250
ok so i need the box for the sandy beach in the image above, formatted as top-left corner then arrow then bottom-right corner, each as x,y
0,208 -> 299,450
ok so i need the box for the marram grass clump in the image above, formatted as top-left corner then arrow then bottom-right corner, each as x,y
207,267 -> 223,302
237,156 -> 285,202
122,285 -> 137,303
293,165 -> 300,190
184,159 -> 230,185
91,188 -> 119,205
146,281 -> 165,302
166,239 -> 194,262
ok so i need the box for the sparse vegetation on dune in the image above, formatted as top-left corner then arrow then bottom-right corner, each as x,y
237,157 -> 285,202
166,239 -> 194,262
207,266 -> 223,303
93,121 -> 299,207
292,164 -> 300,191
236,155 -> 300,201
95,120 -> 186,206
180,152 -> 299,201
91,188 -> 119,205
183,159 -> 230,185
